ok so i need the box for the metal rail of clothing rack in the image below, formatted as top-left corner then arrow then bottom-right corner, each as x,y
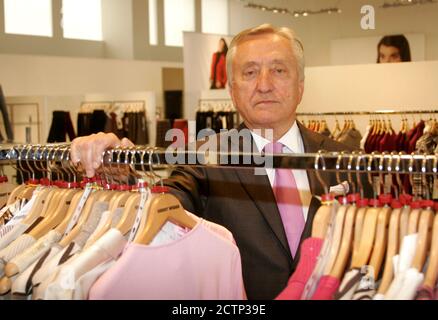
0,144 -> 437,175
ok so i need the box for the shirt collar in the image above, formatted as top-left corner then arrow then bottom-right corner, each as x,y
250,121 -> 304,154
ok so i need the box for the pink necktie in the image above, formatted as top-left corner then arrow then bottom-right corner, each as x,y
265,142 -> 305,257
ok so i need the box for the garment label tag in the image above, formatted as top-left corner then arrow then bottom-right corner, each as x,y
412,173 -> 423,198
63,184 -> 94,238
149,221 -> 187,246
128,185 -> 150,243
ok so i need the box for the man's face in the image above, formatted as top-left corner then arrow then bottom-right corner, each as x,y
229,33 -> 304,133
379,45 -> 402,63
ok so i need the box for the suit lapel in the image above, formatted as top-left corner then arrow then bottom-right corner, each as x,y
292,195 -> 321,270
297,121 -> 326,197
233,124 -> 292,261
291,122 -> 327,268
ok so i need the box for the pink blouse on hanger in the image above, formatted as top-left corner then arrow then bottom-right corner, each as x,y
89,219 -> 246,300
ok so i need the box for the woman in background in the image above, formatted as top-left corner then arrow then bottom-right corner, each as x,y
377,34 -> 411,63
210,38 -> 228,89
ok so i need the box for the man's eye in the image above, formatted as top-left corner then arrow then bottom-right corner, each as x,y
243,70 -> 256,77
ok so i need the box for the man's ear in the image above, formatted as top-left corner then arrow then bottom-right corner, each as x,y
228,82 -> 235,105
297,80 -> 305,105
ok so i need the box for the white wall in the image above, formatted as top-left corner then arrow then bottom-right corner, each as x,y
229,0 -> 438,66
0,53 -> 182,143
0,54 -> 182,101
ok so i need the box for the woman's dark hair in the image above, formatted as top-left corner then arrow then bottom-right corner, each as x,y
377,34 -> 411,63
219,38 -> 228,55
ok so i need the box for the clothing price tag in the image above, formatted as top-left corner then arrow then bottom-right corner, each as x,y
62,184 -> 94,238
128,186 -> 150,243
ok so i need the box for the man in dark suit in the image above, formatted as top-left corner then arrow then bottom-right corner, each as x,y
71,24 -> 356,299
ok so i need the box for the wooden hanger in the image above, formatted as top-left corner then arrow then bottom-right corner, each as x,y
368,204 -> 392,280
0,185 -> 16,209
4,188 -> 80,277
19,185 -> 37,201
58,190 -> 105,248
350,203 -> 380,269
312,195 -> 338,239
319,120 -> 327,133
352,204 -> 367,264
4,181 -> 37,207
411,205 -> 434,272
134,193 -> 197,245
311,201 -> 335,239
399,205 -> 410,247
21,187 -> 57,225
329,204 -> 357,279
331,120 -> 341,139
83,191 -> 136,249
407,202 -> 422,234
23,188 -> 65,227
315,120 -> 320,132
323,202 -> 348,275
0,276 -> 11,295
97,190 -> 115,202
423,212 -> 438,289
114,193 -> 141,236
108,191 -> 133,214
28,188 -> 80,239
6,184 -> 27,206
377,205 -> 401,294
54,190 -> 85,234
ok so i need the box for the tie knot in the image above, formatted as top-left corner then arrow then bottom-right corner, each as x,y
264,141 -> 283,154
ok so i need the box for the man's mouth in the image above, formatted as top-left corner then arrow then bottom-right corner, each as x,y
254,100 -> 278,106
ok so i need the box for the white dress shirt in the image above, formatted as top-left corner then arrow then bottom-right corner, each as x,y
250,121 -> 312,222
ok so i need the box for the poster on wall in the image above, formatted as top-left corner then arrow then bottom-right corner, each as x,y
183,32 -> 233,121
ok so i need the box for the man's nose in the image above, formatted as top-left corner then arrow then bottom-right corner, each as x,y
256,69 -> 274,92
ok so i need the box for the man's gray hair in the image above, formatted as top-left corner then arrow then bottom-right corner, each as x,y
226,24 -> 305,86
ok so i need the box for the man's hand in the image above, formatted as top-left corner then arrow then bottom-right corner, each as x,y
70,132 -> 134,178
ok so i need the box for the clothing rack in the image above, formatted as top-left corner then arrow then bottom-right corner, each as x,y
297,110 -> 438,116
0,144 -> 437,175
197,99 -> 236,112
80,100 -> 146,113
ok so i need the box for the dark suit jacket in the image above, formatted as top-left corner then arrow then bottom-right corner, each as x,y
164,121 -> 366,300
